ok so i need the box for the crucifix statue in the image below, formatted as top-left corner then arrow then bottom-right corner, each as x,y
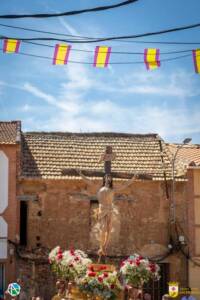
77,146 -> 138,259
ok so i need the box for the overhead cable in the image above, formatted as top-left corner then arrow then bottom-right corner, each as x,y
1,21 -> 200,43
0,0 -> 139,19
1,23 -> 200,45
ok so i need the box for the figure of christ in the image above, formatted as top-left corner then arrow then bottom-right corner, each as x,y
78,171 -> 138,257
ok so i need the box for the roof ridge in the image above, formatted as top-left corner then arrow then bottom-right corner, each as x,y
167,143 -> 200,148
0,120 -> 21,124
23,132 -> 160,138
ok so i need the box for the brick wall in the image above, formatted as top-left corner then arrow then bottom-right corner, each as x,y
17,177 -> 188,299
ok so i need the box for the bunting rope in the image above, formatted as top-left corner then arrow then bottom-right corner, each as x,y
1,39 -> 200,72
0,45 -> 198,65
22,40 -> 196,55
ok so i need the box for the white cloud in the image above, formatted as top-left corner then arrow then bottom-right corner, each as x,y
1,19 -> 199,142
116,68 -> 200,98
19,54 -> 200,138
22,82 -> 81,115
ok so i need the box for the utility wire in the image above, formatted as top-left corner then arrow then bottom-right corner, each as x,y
23,40 -> 194,55
0,23 -> 92,40
0,0 -> 139,19
1,21 -> 200,43
1,23 -> 200,45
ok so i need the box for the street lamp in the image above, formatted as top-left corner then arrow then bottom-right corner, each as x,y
171,137 -> 192,223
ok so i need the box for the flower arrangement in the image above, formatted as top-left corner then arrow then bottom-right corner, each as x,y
48,246 -> 92,281
77,265 -> 122,300
120,253 -> 160,288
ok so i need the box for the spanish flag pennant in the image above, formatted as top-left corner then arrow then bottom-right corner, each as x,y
192,49 -> 200,74
93,46 -> 111,68
144,48 -> 160,70
3,39 -> 20,53
53,44 -> 71,65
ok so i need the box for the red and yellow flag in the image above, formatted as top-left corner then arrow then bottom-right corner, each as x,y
192,49 -> 200,73
93,46 -> 111,68
53,44 -> 71,65
144,48 -> 160,70
3,39 -> 20,53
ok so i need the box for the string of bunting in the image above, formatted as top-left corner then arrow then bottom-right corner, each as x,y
2,39 -> 200,73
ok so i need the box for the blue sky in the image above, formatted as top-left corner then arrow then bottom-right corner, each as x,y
0,0 -> 200,143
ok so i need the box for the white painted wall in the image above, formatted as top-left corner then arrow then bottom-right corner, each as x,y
0,217 -> 8,259
0,150 -> 8,259
0,151 -> 8,214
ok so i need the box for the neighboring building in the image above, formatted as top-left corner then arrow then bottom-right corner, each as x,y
0,121 -> 195,299
168,143 -> 200,292
0,121 -> 21,298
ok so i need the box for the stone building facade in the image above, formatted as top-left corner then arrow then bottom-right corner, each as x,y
168,144 -> 200,293
0,121 -> 198,300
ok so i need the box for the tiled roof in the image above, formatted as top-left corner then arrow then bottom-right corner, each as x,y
0,121 -> 21,144
168,144 -> 200,167
21,132 -> 173,180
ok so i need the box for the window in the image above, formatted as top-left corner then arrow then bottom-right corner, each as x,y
0,264 -> 5,299
144,263 -> 169,300
20,201 -> 27,246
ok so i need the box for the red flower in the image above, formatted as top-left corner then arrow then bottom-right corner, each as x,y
110,284 -> 115,289
103,273 -> 108,278
69,263 -> 74,267
138,255 -> 143,260
74,257 -> 79,261
57,247 -> 62,254
100,265 -> 107,270
57,253 -> 63,260
70,249 -> 75,256
89,266 -> 94,272
135,259 -> 140,266
149,263 -> 156,273
98,276 -> 103,283
120,261 -> 125,267
88,272 -> 96,277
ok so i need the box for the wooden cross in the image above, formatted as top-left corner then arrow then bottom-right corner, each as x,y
99,146 -> 116,175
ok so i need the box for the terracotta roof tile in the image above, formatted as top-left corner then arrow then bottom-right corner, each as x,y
21,132 -> 173,180
168,143 -> 200,167
0,121 -> 21,144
